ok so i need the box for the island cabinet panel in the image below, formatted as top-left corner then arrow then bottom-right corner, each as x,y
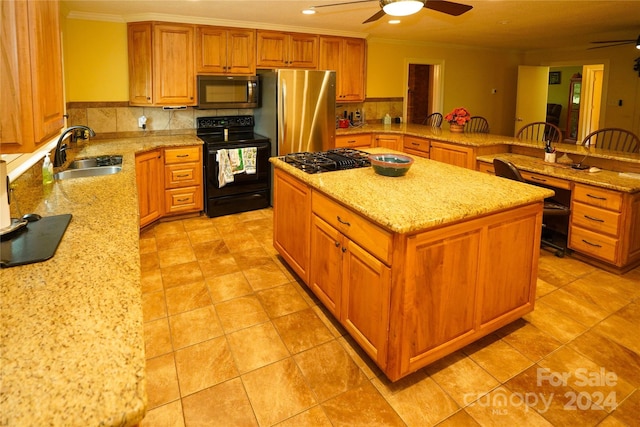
395,203 -> 542,378
136,149 -> 164,227
309,215 -> 344,316
273,169 -> 312,283
429,141 -> 476,169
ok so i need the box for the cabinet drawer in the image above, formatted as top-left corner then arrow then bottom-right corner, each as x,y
573,184 -> 622,212
477,162 -> 494,175
571,201 -> 621,237
569,226 -> 618,263
312,191 -> 392,264
165,162 -> 202,188
520,171 -> 570,190
165,186 -> 202,214
403,136 -> 430,155
335,134 -> 371,148
164,146 -> 201,164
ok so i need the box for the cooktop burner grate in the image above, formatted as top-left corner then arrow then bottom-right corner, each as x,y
283,148 -> 370,174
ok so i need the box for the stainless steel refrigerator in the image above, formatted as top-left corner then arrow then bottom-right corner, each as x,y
254,69 -> 336,156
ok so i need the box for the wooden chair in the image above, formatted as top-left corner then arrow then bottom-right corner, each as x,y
581,128 -> 640,152
516,122 -> 563,143
493,158 -> 570,257
421,112 -> 443,127
465,116 -> 490,133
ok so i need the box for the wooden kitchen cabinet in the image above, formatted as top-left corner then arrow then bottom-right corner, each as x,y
128,22 -> 196,106
273,169 -> 312,283
318,36 -> 366,102
429,141 -> 476,169
311,191 -> 391,367
569,183 -> 640,269
373,134 -> 403,151
335,134 -> 371,148
196,26 -> 256,75
136,149 -> 164,227
1,0 -> 64,153
403,136 -> 430,158
257,30 -> 318,69
163,146 -> 203,215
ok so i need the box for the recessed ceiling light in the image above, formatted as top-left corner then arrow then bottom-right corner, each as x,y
388,19 -> 401,24
302,8 -> 316,15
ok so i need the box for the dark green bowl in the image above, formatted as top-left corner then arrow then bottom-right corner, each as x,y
369,154 -> 414,177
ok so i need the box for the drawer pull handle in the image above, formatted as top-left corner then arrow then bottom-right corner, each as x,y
177,198 -> 190,202
177,154 -> 189,158
586,193 -> 606,201
584,215 -> 604,223
337,216 -> 351,226
335,241 -> 340,247
582,239 -> 602,248
348,140 -> 356,143
530,176 -> 547,182
412,142 -> 420,146
177,174 -> 189,178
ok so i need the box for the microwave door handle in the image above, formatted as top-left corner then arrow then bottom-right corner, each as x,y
248,82 -> 254,102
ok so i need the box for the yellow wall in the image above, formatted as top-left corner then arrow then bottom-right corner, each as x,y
367,40 -> 523,135
62,19 -> 128,102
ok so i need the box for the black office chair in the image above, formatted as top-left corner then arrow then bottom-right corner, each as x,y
493,158 -> 570,257
422,112 -> 443,127
465,116 -> 490,133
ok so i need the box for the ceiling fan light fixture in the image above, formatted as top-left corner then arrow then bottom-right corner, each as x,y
302,8 -> 316,15
380,0 -> 424,17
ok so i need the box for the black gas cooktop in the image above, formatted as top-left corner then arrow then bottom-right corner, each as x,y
282,148 -> 371,174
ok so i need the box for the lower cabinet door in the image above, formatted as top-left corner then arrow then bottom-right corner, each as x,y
341,240 -> 391,368
309,214 -> 343,317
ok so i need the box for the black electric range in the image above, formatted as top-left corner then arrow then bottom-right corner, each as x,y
282,148 -> 371,174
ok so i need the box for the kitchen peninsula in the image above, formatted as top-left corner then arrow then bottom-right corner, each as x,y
271,148 -> 554,381
0,134 -> 202,426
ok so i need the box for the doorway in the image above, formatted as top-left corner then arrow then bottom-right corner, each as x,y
404,59 -> 444,124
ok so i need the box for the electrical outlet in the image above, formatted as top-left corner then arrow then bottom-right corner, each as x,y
138,115 -> 147,129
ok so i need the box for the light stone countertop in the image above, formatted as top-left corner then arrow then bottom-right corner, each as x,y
477,153 -> 640,193
271,147 -> 555,234
338,123 -> 640,164
0,134 -> 202,427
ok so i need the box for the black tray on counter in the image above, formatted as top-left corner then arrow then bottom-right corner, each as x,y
0,214 -> 72,268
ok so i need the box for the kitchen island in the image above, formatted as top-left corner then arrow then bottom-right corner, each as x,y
271,148 -> 554,381
0,134 -> 201,426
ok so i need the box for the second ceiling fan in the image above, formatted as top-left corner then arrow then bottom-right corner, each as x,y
312,0 -> 473,24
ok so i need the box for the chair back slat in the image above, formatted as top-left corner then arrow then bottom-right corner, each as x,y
465,116 -> 490,133
516,122 -> 563,143
422,112 -> 443,127
582,128 -> 640,152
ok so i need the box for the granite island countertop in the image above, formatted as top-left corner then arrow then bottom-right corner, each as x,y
0,134 -> 202,426
271,147 -> 555,234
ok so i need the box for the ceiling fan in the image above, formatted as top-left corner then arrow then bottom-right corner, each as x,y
310,0 -> 473,24
588,34 -> 640,50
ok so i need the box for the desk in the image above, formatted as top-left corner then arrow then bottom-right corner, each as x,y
476,153 -> 640,273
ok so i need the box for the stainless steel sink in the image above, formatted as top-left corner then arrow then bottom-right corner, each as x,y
54,155 -> 123,180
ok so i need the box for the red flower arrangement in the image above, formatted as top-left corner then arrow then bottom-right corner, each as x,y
444,107 -> 471,125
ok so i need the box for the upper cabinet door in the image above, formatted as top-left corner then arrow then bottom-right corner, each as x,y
256,31 -> 288,68
153,24 -> 196,106
226,29 -> 256,75
128,23 -> 153,105
319,36 -> 366,102
256,31 -> 317,69
196,26 -> 228,74
1,0 -> 64,153
287,33 -> 318,69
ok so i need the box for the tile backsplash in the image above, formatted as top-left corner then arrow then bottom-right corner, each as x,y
67,99 -> 405,138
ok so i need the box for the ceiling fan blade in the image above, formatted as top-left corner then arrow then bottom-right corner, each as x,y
363,9 -> 387,23
312,0 -> 376,8
587,41 -> 634,50
590,39 -> 634,44
425,0 -> 473,16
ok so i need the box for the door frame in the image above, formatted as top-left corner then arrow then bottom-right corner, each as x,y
403,58 -> 444,122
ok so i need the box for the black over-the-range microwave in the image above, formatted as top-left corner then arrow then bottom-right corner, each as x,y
196,75 -> 260,109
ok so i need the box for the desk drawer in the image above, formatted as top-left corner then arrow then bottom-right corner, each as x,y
403,136 -> 430,155
312,191 -> 391,264
572,201 -> 621,237
573,184 -> 622,212
477,162 -> 494,175
569,226 -> 618,263
521,171 -> 571,190
335,134 -> 371,148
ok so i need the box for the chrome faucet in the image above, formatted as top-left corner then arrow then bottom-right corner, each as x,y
53,126 -> 96,167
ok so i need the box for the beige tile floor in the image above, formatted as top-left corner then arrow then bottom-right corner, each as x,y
138,208 -> 640,427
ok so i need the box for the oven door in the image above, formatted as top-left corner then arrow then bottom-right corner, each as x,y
205,140 -> 271,199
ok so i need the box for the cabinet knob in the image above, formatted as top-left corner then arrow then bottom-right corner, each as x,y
334,241 -> 340,247
341,247 -> 347,253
